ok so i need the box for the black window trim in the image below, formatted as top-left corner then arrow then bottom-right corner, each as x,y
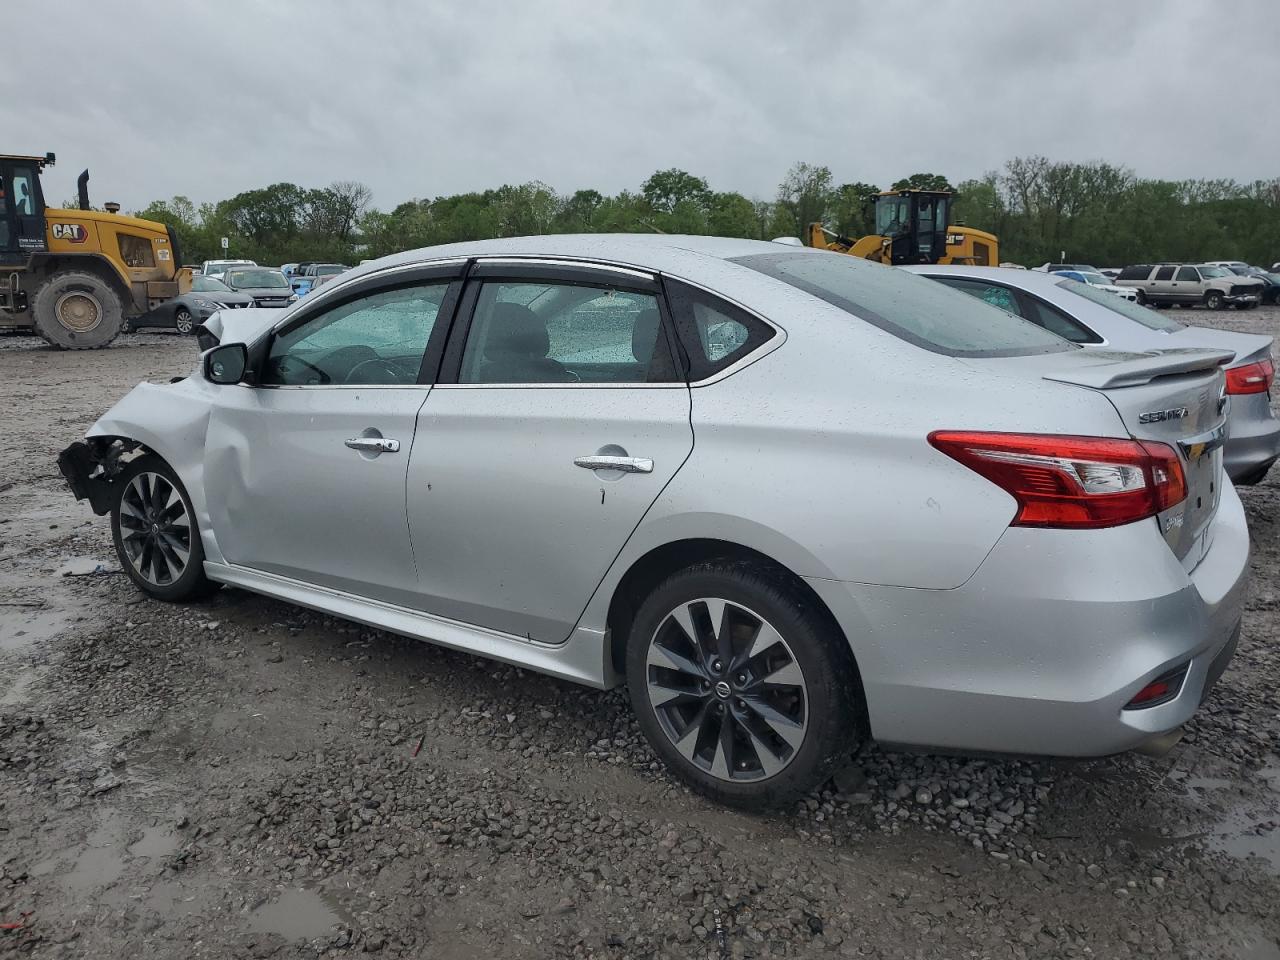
435,256 -> 687,389
250,260 -> 467,389
660,275 -> 784,386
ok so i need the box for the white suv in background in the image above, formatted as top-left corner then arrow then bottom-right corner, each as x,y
1113,263 -> 1264,309
201,259 -> 257,278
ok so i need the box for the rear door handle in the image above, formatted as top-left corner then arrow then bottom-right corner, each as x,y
345,437 -> 400,453
574,455 -> 653,474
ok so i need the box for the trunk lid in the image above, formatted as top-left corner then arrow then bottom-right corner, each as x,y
1042,348 -> 1231,568
1166,326 -> 1272,367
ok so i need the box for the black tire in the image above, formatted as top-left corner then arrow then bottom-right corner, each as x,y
110,455 -> 219,602
31,270 -> 126,349
173,306 -> 195,335
1155,302 -> 1171,309
1134,290 -> 1147,306
625,559 -> 864,810
1204,291 -> 1224,310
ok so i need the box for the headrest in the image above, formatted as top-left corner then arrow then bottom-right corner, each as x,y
483,302 -> 550,359
632,307 -> 661,364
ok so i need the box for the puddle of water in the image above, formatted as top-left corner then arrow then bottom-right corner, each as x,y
128,825 -> 179,860
0,607 -> 69,652
248,888 -> 349,941
1208,816 -> 1280,874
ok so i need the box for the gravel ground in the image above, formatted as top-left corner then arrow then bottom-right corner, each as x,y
1,312 -> 1279,959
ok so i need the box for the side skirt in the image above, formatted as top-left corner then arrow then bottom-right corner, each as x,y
204,562 -> 616,689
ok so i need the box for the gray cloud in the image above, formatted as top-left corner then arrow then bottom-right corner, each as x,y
8,0 -> 1277,212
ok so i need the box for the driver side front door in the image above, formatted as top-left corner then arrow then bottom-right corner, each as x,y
204,267 -> 462,605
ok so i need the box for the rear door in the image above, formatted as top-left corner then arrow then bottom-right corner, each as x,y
406,259 -> 693,643
1172,265 -> 1201,302
1150,265 -> 1177,302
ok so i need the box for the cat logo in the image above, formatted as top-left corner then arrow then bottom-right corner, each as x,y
51,223 -> 88,243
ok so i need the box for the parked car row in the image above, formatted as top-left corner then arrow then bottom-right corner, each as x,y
61,234 -> 1268,808
1038,261 -> 1273,309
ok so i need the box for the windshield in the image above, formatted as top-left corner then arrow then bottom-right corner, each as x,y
1055,279 -> 1184,332
1199,266 -> 1229,278
874,196 -> 911,236
1078,272 -> 1111,286
226,269 -> 289,288
191,276 -> 230,292
732,253 -> 1073,357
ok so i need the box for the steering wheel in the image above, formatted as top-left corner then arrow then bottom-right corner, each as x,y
345,357 -> 405,385
275,354 -> 329,385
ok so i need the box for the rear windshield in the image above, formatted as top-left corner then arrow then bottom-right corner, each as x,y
1055,278 -> 1184,332
731,253 -> 1073,358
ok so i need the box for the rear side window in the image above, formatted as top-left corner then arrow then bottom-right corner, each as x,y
1117,265 -> 1151,281
663,279 -> 777,380
732,252 -> 1072,358
1154,266 -> 1175,281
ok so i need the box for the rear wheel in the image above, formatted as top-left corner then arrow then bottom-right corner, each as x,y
173,307 -> 195,334
31,270 -> 126,349
1204,291 -> 1224,310
110,455 -> 218,601
1134,289 -> 1147,306
625,560 -> 863,809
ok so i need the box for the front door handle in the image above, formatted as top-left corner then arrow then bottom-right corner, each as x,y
345,437 -> 400,453
574,455 -> 653,474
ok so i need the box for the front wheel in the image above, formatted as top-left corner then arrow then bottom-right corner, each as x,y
110,455 -> 218,601
173,307 -> 195,334
1205,291 -> 1224,310
625,560 -> 863,809
32,270 -> 126,349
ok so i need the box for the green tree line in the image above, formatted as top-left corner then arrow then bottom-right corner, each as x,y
135,158 -> 1280,269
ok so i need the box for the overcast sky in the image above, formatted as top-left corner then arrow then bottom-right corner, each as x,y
9,0 -> 1278,212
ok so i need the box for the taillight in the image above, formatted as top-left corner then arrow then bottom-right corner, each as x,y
928,431 -> 1187,529
1225,357 -> 1274,395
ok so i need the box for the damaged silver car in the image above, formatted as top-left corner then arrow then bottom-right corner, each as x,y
60,235 -> 1248,808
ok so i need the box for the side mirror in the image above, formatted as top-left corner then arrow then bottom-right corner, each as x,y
204,343 -> 248,384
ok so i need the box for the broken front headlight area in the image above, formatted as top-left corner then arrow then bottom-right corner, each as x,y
57,437 -> 144,515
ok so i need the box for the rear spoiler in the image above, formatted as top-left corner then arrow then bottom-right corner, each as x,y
1043,348 -> 1234,389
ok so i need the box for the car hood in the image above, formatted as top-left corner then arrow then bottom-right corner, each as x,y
1167,326 -> 1272,366
199,307 -> 283,346
1222,276 -> 1265,288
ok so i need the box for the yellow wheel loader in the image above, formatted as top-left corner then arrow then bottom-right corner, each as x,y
807,189 -> 998,267
0,152 -> 190,349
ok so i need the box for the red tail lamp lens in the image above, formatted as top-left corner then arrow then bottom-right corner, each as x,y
1225,358 -> 1274,395
928,432 -> 1187,529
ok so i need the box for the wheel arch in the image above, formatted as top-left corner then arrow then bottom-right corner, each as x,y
604,537 -> 864,695
28,252 -> 133,305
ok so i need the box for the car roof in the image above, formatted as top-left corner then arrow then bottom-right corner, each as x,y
346,234 -> 789,282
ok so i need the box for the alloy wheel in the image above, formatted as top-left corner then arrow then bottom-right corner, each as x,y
174,309 -> 194,334
645,598 -> 808,782
118,472 -> 191,585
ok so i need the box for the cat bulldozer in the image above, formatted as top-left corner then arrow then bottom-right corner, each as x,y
807,189 -> 999,267
0,152 -> 190,348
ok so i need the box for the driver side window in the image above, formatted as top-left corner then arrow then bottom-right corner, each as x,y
263,282 -> 449,386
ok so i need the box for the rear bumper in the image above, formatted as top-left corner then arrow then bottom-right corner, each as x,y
1225,393 -> 1280,482
808,481 -> 1250,757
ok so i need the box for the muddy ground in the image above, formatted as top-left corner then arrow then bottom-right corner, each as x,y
1,306 -> 1278,959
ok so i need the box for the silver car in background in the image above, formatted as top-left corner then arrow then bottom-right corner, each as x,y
905,265 -> 1280,485
59,236 -> 1248,808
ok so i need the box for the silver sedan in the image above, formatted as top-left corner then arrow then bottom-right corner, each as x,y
905,264 -> 1280,485
59,236 -> 1249,808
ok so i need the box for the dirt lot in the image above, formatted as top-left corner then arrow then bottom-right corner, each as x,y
2,307 -> 1279,959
